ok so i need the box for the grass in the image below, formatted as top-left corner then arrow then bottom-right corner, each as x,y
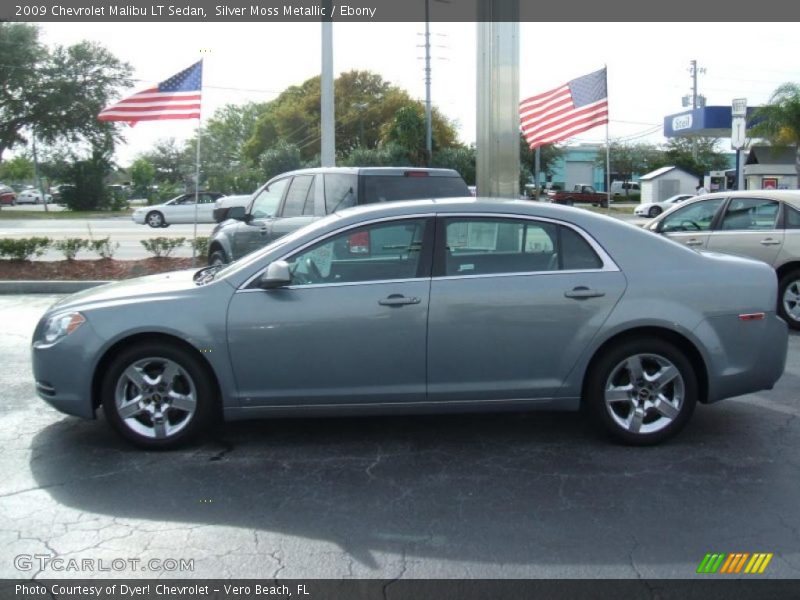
0,208 -> 133,219
586,205 -> 635,215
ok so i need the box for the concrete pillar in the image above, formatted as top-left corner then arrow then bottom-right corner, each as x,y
476,0 -> 520,198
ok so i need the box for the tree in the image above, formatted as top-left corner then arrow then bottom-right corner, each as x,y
595,142 -> 663,194
519,136 -> 565,193
656,137 -> 729,177
0,156 -> 34,183
128,158 -> 156,199
258,141 -> 302,182
243,70 -> 459,164
139,138 -> 194,186
752,83 -> 800,184
0,23 -> 132,162
432,146 -> 476,185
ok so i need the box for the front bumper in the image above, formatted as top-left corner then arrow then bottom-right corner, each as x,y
132,212 -> 146,224
31,318 -> 103,419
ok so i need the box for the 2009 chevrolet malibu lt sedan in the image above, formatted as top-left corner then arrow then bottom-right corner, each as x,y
32,199 -> 788,449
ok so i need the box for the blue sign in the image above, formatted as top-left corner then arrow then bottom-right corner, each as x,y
664,106 -> 759,138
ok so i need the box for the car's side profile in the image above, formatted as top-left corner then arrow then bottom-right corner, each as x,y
634,194 -> 694,218
131,192 -> 225,227
647,190 -> 800,329
32,199 -> 788,449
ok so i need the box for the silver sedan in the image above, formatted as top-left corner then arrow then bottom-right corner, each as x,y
32,199 -> 788,449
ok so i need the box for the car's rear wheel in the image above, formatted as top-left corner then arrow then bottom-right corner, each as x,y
648,206 -> 662,218
209,250 -> 228,267
585,337 -> 697,445
146,211 -> 165,228
101,342 -> 215,449
779,270 -> 800,330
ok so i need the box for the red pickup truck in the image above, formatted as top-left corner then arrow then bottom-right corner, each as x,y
547,184 -> 609,208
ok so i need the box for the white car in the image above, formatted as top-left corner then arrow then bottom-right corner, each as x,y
634,194 -> 695,218
16,189 -> 53,205
131,192 -> 224,227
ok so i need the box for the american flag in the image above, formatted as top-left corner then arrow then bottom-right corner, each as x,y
520,68 -> 608,149
98,61 -> 202,124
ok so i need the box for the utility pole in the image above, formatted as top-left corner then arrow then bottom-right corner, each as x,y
320,1 -> 335,167
688,60 -> 706,162
424,0 -> 432,163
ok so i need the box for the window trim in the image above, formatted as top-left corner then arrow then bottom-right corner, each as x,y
432,213 -> 618,279
238,213 -> 437,292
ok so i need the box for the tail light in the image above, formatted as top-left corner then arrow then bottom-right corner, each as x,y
404,171 -> 429,177
347,231 -> 371,255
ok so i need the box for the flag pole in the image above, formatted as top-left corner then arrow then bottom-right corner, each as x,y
605,65 -> 611,214
192,118 -> 201,264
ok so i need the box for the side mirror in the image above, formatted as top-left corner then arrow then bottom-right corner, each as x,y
228,206 -> 249,221
258,261 -> 292,289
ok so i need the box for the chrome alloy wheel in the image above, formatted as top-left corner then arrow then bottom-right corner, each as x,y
782,278 -> 800,323
114,357 -> 197,440
603,353 -> 685,435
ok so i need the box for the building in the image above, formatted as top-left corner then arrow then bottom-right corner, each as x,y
546,144 -> 606,191
743,146 -> 798,190
639,166 -> 699,203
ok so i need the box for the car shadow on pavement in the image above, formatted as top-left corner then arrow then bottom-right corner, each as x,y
28,405 -> 800,571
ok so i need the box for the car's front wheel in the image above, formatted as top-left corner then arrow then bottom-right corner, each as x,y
585,337 -> 697,445
648,206 -> 662,218
146,211 -> 165,228
101,342 -> 216,449
779,270 -> 800,330
209,250 -> 228,267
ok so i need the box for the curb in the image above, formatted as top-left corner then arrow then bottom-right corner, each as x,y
0,280 -> 111,294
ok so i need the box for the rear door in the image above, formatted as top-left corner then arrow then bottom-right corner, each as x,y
427,215 -> 626,401
657,197 -> 727,250
706,196 -> 784,264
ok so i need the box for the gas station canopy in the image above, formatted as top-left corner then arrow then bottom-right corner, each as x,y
663,106 -> 759,138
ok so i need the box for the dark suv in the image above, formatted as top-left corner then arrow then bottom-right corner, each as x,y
207,167 -> 469,265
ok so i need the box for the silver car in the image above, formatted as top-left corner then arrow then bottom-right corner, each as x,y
32,199 -> 788,449
647,190 -> 800,329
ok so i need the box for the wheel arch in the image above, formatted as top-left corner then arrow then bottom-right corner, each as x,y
776,260 -> 800,281
91,332 -> 222,412
581,326 -> 709,405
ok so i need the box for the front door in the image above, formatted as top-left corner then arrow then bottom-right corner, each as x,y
657,197 -> 727,250
227,217 -> 433,407
233,178 -> 289,259
706,196 -> 784,264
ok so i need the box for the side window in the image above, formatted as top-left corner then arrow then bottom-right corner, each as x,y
660,198 -> 725,233
720,198 -> 779,231
443,218 -> 601,276
286,218 -> 428,286
785,205 -> 800,229
251,178 -> 289,219
175,195 -> 194,205
324,174 -> 357,213
281,175 -> 314,217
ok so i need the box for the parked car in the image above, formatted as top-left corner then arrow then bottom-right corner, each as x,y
16,189 -> 53,204
32,199 -> 787,449
634,194 -> 695,218
0,184 -> 16,206
131,192 -> 225,227
213,194 -> 252,223
207,167 -> 469,266
647,190 -> 800,329
547,184 -> 609,208
611,181 -> 641,196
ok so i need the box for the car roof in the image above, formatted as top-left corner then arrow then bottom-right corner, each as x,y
267,166 -> 463,179
693,189 -> 800,204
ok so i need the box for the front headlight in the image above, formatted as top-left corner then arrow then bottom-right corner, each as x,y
43,312 -> 85,343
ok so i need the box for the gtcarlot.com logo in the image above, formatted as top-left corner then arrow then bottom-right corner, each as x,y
696,553 -> 773,575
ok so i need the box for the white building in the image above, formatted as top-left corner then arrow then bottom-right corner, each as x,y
639,166 -> 700,203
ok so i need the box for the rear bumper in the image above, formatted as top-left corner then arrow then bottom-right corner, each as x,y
698,313 -> 788,403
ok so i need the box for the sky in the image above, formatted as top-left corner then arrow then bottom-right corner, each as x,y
37,21 -> 800,166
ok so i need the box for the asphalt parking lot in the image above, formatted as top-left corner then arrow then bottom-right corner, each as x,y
1,294 -> 799,579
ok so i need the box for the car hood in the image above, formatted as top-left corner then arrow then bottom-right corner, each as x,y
49,269 -> 208,313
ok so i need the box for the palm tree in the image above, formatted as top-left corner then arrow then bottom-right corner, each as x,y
752,83 -> 800,186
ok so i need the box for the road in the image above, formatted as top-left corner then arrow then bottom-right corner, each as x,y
0,218 -> 216,260
1,294 -> 799,579
0,205 -> 647,261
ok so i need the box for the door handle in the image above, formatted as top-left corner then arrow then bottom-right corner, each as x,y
379,294 -> 421,307
760,239 -> 781,246
564,287 -> 605,300
259,227 -> 269,236
685,239 -> 704,247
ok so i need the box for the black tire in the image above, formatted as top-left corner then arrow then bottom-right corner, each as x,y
778,270 -> 800,331
146,211 -> 164,228
585,337 -> 698,445
564,198 -> 575,206
34,198 -> 40,205
648,206 -> 662,218
101,342 -> 216,449
209,250 -> 228,267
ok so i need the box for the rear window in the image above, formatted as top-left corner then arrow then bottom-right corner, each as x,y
362,175 -> 469,204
